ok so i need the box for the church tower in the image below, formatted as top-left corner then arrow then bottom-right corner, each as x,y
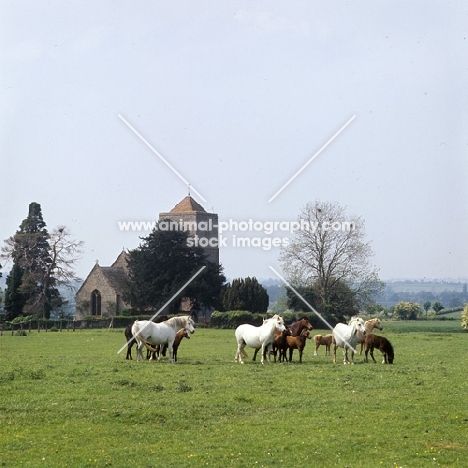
158,196 -> 219,265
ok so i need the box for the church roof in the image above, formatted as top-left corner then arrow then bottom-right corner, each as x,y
169,196 -> 206,213
100,267 -> 129,293
111,250 -> 129,272
75,252 -> 130,297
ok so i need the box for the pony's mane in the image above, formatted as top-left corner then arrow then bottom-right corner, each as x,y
166,315 -> 192,327
366,317 -> 380,323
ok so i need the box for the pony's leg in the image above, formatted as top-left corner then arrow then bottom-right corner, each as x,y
272,345 -> 277,362
235,344 -> 245,364
333,344 -> 337,364
370,347 -> 376,363
167,344 -> 174,363
252,348 -> 259,361
280,347 -> 286,362
314,343 -> 318,356
137,342 -> 145,361
382,351 -> 387,364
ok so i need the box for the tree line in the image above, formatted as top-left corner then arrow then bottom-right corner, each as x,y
1,199 -> 385,324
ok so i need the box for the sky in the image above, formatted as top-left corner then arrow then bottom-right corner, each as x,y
1,1 -> 467,284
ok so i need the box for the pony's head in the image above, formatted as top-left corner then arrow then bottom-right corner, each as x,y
298,317 -> 314,331
185,317 -> 196,335
368,317 -> 383,331
350,316 -> 366,335
273,315 -> 286,333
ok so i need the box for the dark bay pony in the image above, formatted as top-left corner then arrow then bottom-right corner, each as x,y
252,316 -> 314,361
364,334 -> 394,364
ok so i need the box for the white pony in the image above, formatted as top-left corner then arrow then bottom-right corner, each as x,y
332,316 -> 366,364
131,316 -> 195,363
234,314 -> 286,364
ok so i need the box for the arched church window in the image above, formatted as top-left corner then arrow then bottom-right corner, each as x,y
91,290 -> 101,316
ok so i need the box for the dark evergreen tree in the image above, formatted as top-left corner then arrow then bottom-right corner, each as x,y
221,277 -> 269,313
4,263 -> 26,321
124,224 -> 225,312
3,203 -> 61,319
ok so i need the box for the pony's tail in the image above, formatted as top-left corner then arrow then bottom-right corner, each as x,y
241,349 -> 249,358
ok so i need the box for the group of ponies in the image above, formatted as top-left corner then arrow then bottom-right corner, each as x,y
125,315 -> 196,363
249,316 -> 314,363
235,315 -> 394,365
123,312 -> 393,366
314,316 -> 394,365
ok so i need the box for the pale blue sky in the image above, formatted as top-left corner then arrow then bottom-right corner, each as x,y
1,1 -> 467,282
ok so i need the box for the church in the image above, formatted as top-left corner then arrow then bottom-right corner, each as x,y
75,196 -> 219,319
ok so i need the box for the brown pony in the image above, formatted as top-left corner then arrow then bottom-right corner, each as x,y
272,327 -> 292,362
313,334 -> 333,356
364,334 -> 394,364
357,318 -> 383,354
286,329 -> 312,363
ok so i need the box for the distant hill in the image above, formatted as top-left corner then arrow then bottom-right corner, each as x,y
384,280 -> 467,294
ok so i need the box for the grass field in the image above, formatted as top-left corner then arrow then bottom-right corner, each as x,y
1,321 -> 467,468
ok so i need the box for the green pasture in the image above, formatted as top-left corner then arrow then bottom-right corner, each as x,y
0,321 -> 467,468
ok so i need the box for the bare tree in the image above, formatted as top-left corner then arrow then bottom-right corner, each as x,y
48,226 -> 84,288
279,200 -> 383,317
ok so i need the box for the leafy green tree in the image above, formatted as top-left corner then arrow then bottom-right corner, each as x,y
286,279 -> 359,324
221,277 -> 269,313
423,301 -> 431,320
125,224 -> 225,312
432,301 -> 444,314
461,304 -> 468,330
394,301 -> 421,320
366,302 -> 385,317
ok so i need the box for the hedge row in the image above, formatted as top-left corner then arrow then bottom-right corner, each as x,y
210,310 -> 326,329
